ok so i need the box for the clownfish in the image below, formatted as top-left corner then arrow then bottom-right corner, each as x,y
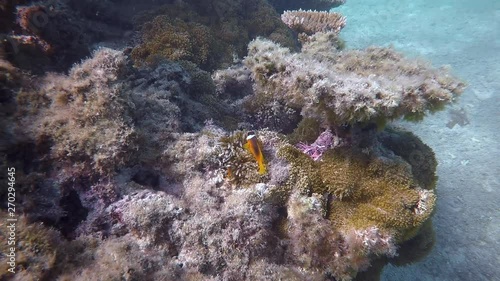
244,131 -> 267,174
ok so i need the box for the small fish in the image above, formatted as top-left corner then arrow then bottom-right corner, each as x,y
244,131 -> 267,174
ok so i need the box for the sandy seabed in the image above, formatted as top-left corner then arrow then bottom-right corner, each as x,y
334,0 -> 500,280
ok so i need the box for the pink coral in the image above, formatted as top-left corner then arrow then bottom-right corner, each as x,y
296,129 -> 342,160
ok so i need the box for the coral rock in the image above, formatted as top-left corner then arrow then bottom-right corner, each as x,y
281,9 -> 346,36
244,38 -> 465,126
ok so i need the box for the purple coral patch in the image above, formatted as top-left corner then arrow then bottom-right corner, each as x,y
296,129 -> 342,160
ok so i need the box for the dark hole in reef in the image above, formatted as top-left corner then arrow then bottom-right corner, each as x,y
6,141 -> 47,174
58,189 -> 88,239
199,262 -> 217,276
272,206 -> 289,240
131,168 -> 160,189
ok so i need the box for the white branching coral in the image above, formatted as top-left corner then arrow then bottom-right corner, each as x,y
281,9 -> 346,35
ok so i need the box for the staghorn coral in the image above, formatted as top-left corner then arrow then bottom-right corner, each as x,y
281,9 -> 346,36
244,37 -> 465,127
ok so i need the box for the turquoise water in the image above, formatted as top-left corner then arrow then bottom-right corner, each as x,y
334,1 -> 500,280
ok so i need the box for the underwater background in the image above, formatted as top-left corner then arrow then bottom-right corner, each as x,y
333,1 -> 499,280
0,0 -> 498,280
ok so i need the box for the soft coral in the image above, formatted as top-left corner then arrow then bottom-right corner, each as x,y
296,129 -> 342,160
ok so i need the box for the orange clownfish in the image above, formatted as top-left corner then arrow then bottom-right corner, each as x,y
244,131 -> 267,175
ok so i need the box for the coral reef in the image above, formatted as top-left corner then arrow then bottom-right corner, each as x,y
286,117 -> 323,144
244,8 -> 464,133
0,1 -> 463,281
16,48 -> 136,177
131,0 -> 296,71
101,176 -> 283,280
213,65 -> 291,132
7,1 -> 94,72
9,47 -> 241,236
285,191 -> 395,280
212,65 -> 255,101
124,60 -> 218,135
131,16 -> 214,68
244,37 -> 465,127
0,211 -> 61,280
1,0 -> 146,73
278,142 -> 436,242
212,64 -> 303,133
157,124 -> 437,280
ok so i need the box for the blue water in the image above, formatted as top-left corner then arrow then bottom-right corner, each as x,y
334,1 -> 500,280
